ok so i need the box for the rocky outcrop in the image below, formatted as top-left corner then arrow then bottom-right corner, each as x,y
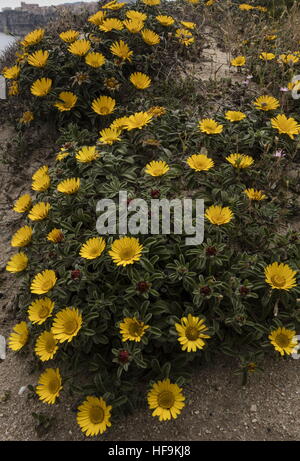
0,2 -> 97,37
0,10 -> 51,36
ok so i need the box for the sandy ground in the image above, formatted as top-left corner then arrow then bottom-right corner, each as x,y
0,122 -> 300,442
1,337 -> 300,441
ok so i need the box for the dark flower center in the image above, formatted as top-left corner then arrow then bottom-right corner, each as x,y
185,326 -> 199,341
89,405 -> 105,424
275,333 -> 290,348
201,286 -> 211,295
157,390 -> 175,409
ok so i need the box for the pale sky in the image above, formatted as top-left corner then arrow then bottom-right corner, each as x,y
0,0 -> 94,9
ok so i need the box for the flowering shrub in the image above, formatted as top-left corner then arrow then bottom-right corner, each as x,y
1,0 -> 200,131
3,0 -> 300,438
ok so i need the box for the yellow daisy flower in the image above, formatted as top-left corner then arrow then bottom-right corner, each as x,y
226,153 -> 254,168
88,11 -> 106,26
68,39 -> 91,56
54,92 -> 77,112
259,52 -> 275,61
35,331 -> 58,362
8,80 -> 19,95
126,10 -> 147,21
271,114 -> 300,139
147,379 -> 185,421
51,307 -> 83,343
20,111 -> 34,124
32,165 -> 48,181
6,252 -> 29,273
8,321 -> 29,351
110,40 -> 133,62
288,80 -> 300,91
21,28 -> 45,47
77,396 -> 112,437
124,112 -> 153,130
75,146 -> 99,163
2,65 -> 20,79
123,19 -> 144,33
28,297 -> 54,324
265,35 -> 277,41
27,50 -> 49,67
145,160 -> 169,177
85,52 -> 106,68
119,317 -> 150,342
175,313 -> 210,352
79,237 -> 106,259
239,3 -> 254,10
99,127 -> 121,144
102,0 -> 125,9
110,116 -> 129,131
156,15 -> 174,26
225,110 -> 246,122
36,368 -> 62,404
231,56 -> 246,67
129,72 -> 151,89
186,154 -> 214,171
56,152 -> 70,161
205,205 -> 234,225
279,54 -> 299,64
141,29 -> 160,46
30,270 -> 57,295
92,96 -> 116,115
175,28 -> 194,46
199,118 -> 223,134
180,21 -> 196,29
59,30 -> 80,43
99,18 -> 123,32
47,229 -> 64,243
109,236 -> 143,267
30,78 -> 52,97
57,178 -> 80,194
244,188 -> 266,200
32,174 -> 51,192
253,95 -> 280,111
147,106 -> 166,117
142,0 -> 160,5
265,262 -> 297,290
11,225 -> 33,248
28,202 -> 51,221
269,327 -> 297,356
13,193 -> 32,213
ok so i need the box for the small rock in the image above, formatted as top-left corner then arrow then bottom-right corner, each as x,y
194,410 -> 199,415
18,386 -> 28,396
252,419 -> 257,423
250,404 -> 257,412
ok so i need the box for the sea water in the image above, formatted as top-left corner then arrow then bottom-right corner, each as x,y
0,31 -> 17,54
